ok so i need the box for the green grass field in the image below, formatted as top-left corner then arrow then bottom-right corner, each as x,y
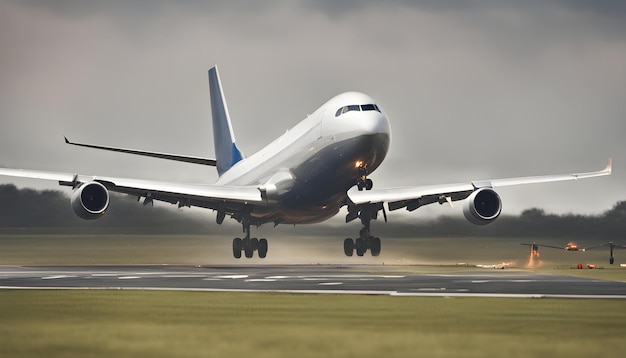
1,290 -> 626,358
1,233 -> 626,357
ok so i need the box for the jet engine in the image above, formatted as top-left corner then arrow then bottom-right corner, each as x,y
463,188 -> 502,225
71,182 -> 110,220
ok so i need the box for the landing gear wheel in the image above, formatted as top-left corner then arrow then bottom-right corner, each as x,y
233,238 -> 242,259
365,178 -> 373,190
343,238 -> 354,257
355,238 -> 366,256
370,237 -> 381,256
258,238 -> 268,259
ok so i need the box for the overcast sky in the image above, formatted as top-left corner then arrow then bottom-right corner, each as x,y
1,0 -> 624,219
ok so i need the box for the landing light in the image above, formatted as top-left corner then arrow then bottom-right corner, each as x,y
355,160 -> 363,168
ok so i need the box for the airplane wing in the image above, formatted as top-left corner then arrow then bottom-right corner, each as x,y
520,243 -> 571,250
348,159 -> 612,212
584,242 -> 626,251
0,168 -> 265,212
64,137 -> 217,166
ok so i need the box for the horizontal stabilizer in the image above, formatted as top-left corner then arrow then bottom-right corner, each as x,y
64,137 -> 217,166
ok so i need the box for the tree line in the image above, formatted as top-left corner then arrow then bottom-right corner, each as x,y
0,184 -> 624,239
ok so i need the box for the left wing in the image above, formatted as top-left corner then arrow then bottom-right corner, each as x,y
348,159 -> 612,212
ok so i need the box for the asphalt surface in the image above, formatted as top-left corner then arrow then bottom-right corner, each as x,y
1,265 -> 625,298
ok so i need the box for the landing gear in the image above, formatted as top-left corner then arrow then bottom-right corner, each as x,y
232,237 -> 268,259
231,215 -> 268,259
356,165 -> 373,191
343,231 -> 381,257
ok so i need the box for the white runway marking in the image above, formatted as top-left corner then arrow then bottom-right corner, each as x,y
118,276 -> 141,280
245,279 -> 277,282
213,275 -> 248,279
41,275 -> 76,280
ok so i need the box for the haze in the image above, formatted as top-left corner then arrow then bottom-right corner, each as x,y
1,0 -> 624,219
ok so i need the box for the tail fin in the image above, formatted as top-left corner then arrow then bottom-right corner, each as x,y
208,66 -> 245,176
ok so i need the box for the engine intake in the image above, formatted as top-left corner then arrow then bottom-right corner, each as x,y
71,182 -> 110,220
463,188 -> 502,225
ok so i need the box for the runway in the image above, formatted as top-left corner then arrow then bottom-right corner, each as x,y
2,265 -> 626,298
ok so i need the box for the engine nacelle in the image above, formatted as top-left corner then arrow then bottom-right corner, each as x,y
463,188 -> 502,225
71,182 -> 110,220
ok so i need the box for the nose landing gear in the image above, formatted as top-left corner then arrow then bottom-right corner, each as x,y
356,164 -> 373,191
345,172 -> 383,257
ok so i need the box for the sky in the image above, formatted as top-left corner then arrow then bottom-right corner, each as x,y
1,0 -> 625,221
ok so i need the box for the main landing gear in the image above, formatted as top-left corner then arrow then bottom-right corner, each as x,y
343,229 -> 381,257
231,215 -> 268,259
344,169 -> 383,257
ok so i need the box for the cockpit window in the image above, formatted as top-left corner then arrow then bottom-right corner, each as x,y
361,104 -> 378,111
335,104 -> 381,117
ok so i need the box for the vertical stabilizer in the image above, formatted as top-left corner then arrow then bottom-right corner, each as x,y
208,66 -> 245,176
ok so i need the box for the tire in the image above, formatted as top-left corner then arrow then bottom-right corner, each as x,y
355,238 -> 366,256
344,238 -> 354,257
232,238 -> 242,259
370,237 -> 381,257
258,238 -> 268,259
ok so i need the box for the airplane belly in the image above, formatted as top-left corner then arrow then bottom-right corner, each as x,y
250,133 -> 390,225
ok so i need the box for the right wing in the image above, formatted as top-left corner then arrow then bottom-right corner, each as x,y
584,242 -> 626,251
0,167 -> 265,214
64,137 -> 217,166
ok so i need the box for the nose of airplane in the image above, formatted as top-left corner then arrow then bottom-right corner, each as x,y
323,108 -> 391,140
320,92 -> 392,140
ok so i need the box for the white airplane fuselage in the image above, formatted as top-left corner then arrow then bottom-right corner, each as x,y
217,91 -> 391,225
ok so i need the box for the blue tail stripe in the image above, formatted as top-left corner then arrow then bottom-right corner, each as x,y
231,143 -> 244,167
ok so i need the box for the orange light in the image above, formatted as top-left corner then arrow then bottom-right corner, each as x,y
355,160 -> 363,168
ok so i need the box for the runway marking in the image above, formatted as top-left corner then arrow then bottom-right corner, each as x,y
414,288 -> 446,291
319,282 -> 343,286
246,279 -> 277,282
91,274 -> 119,277
118,276 -> 141,280
162,275 -> 208,278
471,280 -> 489,283
41,275 -> 76,280
213,275 -> 248,279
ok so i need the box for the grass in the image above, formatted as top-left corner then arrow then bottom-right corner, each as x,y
1,233 -> 626,357
1,290 -> 626,358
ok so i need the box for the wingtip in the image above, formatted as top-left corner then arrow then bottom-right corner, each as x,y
605,158 -> 613,174
64,136 -> 70,144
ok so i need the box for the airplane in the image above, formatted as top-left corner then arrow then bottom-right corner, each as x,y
0,66 -> 613,259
